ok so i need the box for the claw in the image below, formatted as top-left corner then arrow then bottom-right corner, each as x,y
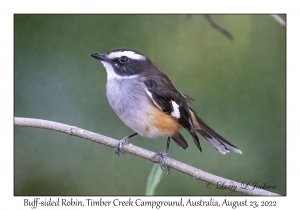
114,137 -> 129,156
153,151 -> 170,175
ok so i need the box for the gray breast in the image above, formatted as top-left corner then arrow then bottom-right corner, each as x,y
105,78 -> 151,135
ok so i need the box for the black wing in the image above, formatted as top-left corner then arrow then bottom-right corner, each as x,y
142,75 -> 202,152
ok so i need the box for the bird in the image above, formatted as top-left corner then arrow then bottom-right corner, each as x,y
90,48 -> 242,173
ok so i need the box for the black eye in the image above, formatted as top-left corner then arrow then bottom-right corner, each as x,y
120,56 -> 129,63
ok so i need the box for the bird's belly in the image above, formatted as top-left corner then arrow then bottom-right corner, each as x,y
108,95 -> 162,137
115,103 -> 180,138
106,80 -> 180,138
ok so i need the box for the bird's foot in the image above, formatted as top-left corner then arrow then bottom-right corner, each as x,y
114,136 -> 129,156
153,151 -> 170,175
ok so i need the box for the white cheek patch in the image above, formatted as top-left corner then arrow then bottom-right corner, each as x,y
107,51 -> 146,60
171,100 -> 180,119
101,61 -> 138,80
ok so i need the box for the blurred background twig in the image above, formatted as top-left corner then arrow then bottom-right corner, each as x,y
203,15 -> 234,40
270,14 -> 286,27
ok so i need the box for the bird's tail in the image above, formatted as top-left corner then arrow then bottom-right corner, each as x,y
171,132 -> 188,150
189,108 -> 242,155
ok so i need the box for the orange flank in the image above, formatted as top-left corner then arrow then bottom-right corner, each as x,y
146,106 -> 181,136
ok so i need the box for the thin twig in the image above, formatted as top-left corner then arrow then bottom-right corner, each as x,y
203,15 -> 234,40
14,117 -> 279,196
270,14 -> 286,27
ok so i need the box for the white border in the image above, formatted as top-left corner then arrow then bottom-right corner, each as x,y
1,1 -> 297,209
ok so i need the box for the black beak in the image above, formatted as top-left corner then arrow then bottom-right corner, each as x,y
90,53 -> 110,62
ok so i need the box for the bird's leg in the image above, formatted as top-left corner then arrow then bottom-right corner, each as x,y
115,132 -> 138,156
153,137 -> 171,175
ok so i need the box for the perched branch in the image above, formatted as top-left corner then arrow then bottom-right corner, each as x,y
14,117 -> 279,196
203,15 -> 234,40
270,14 -> 286,27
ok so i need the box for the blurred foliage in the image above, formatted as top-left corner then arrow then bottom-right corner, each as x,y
145,164 -> 164,195
14,14 -> 286,195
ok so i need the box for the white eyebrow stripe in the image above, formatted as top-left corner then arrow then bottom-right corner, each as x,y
107,51 -> 146,60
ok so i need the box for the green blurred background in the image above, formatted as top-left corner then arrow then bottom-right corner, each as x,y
14,15 -> 286,195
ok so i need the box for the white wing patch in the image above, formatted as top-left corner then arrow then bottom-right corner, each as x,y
145,88 -> 181,119
145,88 -> 162,110
107,51 -> 146,60
171,100 -> 180,119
